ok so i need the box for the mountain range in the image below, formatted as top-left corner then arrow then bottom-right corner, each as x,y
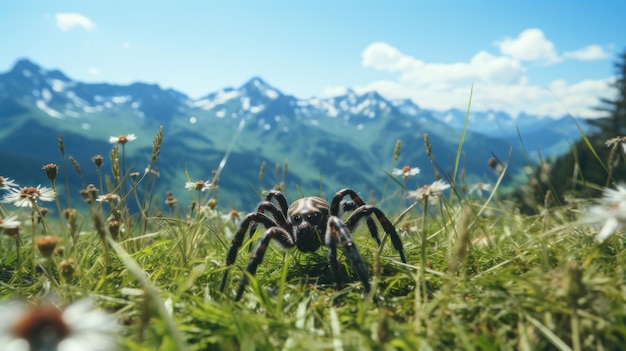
0,59 -> 591,211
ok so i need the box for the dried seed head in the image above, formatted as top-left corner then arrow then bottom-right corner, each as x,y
36,235 -> 62,258
423,133 -> 433,160
42,163 -> 59,182
58,133 -> 65,156
393,139 -> 401,161
107,220 -> 120,240
59,258 -> 76,280
92,155 -> 103,168
206,198 -> 217,209
259,161 -> 266,181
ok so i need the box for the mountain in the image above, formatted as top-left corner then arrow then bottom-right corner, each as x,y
0,59 -> 588,211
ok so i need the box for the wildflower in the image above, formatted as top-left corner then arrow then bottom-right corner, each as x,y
222,209 -> 241,225
2,185 -> 56,207
185,180 -> 214,192
407,180 -> 450,201
469,182 -> 492,197
92,155 -> 104,168
107,220 -> 120,240
108,133 -> 136,145
0,215 -> 21,234
41,163 -> 59,182
96,194 -> 121,203
392,165 -> 420,178
0,176 -> 18,190
584,184 -> 626,243
59,258 -> 76,280
80,184 -> 99,204
0,299 -> 116,351
165,191 -> 178,209
144,166 -> 159,177
35,235 -> 62,258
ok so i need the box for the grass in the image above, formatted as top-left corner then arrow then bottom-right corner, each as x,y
1,125 -> 625,351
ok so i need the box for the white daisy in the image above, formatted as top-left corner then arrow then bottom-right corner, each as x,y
108,133 -> 137,144
392,165 -> 420,178
185,180 -> 214,192
0,299 -> 117,351
584,184 -> 626,243
0,176 -> 18,190
2,185 -> 56,207
469,182 -> 492,197
0,215 -> 21,231
407,180 -> 450,201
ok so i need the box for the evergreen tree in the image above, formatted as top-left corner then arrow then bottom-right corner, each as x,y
588,50 -> 626,137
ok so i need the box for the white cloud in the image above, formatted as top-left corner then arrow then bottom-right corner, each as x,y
563,45 -> 610,61
362,43 -> 526,87
343,34 -> 615,119
496,28 -> 560,64
55,13 -> 95,31
88,67 -> 101,76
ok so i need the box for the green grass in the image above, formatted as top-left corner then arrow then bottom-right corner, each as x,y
1,126 -> 625,351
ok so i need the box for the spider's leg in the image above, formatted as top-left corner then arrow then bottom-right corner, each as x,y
249,190 -> 290,237
248,201 -> 289,240
326,216 -> 370,293
345,206 -> 407,263
235,226 -> 295,301
220,212 -> 278,292
330,189 -> 385,251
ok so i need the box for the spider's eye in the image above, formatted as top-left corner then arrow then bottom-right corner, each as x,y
292,215 -> 302,224
307,212 -> 321,224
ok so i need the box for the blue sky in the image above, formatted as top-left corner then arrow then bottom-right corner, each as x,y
1,1 -> 625,118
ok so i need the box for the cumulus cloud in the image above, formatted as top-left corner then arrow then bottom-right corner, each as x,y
362,43 -> 526,87
496,28 -> 560,64
338,31 -> 615,119
55,13 -> 95,31
563,45 -> 610,61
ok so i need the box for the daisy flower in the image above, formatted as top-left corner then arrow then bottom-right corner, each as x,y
407,180 -> 450,201
108,133 -> 137,144
96,194 -> 121,203
392,165 -> 420,178
185,180 -> 214,192
222,209 -> 241,226
469,182 -> 492,197
0,176 -> 18,190
0,299 -> 117,351
0,215 -> 21,234
584,184 -> 626,243
2,185 -> 56,207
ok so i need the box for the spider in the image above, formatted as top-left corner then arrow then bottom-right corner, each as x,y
219,188 -> 407,301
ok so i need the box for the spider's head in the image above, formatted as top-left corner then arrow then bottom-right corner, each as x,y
288,197 -> 329,252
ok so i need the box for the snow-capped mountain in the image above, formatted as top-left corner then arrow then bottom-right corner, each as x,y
0,59 -> 588,209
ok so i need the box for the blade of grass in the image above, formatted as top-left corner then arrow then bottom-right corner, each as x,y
105,235 -> 188,351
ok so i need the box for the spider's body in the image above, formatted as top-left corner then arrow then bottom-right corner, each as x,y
287,196 -> 328,252
220,188 -> 407,301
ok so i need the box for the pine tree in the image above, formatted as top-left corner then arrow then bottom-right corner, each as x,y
588,50 -> 626,137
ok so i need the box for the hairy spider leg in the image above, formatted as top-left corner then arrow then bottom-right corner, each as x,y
235,226 -> 296,301
249,190 -> 290,238
330,188 -> 406,261
325,216 -> 370,293
220,208 -> 285,292
344,206 -> 407,263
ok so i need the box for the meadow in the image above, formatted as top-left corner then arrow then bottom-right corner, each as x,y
1,124 -> 625,351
